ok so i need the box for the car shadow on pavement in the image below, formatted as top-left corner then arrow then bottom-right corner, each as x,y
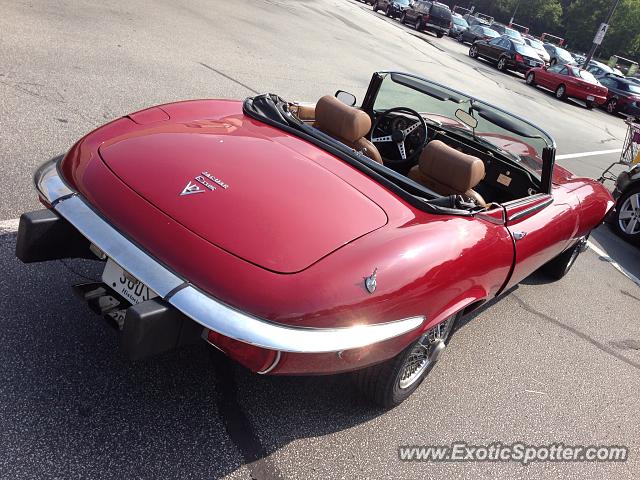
0,233 -> 383,480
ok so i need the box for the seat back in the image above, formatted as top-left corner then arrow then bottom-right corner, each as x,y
408,140 -> 487,206
314,95 -> 383,164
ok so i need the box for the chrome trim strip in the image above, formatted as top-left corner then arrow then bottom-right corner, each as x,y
170,285 -> 424,353
54,196 -> 184,297
47,170 -> 423,353
257,351 -> 282,375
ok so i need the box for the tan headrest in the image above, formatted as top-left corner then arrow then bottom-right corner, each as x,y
419,140 -> 485,194
315,95 -> 371,143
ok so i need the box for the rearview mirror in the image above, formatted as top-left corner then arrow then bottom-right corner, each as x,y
335,90 -> 357,107
455,109 -> 478,129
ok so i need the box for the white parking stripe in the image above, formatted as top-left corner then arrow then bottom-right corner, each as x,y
556,149 -> 622,160
587,240 -> 640,287
0,219 -> 20,234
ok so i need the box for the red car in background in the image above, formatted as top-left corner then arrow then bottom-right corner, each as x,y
525,64 -> 608,109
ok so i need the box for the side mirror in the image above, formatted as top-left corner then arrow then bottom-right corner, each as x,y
455,109 -> 478,129
335,90 -> 357,107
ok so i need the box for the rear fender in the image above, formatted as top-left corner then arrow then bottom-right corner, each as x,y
422,286 -> 489,331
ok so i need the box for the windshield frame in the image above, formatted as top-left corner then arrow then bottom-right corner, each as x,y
362,71 -> 556,149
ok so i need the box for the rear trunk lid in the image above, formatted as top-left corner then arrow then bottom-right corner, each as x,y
98,115 -> 388,273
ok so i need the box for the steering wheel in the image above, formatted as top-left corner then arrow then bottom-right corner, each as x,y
370,107 -> 429,164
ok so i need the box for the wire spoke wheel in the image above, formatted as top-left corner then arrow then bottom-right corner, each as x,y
398,316 -> 455,389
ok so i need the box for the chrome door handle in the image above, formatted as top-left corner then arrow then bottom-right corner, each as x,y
513,231 -> 527,241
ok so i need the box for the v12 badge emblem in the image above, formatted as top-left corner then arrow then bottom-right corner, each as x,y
180,181 -> 205,196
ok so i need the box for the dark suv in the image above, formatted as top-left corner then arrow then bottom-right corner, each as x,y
372,0 -> 410,19
598,74 -> 640,116
401,1 -> 452,38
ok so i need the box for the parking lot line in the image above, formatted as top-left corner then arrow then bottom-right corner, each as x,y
0,218 -> 19,234
587,240 -> 640,287
556,149 -> 622,160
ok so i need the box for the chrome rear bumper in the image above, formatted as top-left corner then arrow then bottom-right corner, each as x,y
33,159 -> 424,354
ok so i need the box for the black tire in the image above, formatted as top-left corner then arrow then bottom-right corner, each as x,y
400,11 -> 406,24
372,1 -> 379,12
457,34 -> 464,43
497,56 -> 508,72
585,101 -> 594,110
355,313 -> 459,408
555,84 -> 567,100
606,98 -> 618,114
526,72 -> 536,86
613,184 -> 640,245
542,237 -> 587,280
386,5 -> 392,16
436,31 -> 444,38
469,44 -> 478,58
416,17 -> 423,31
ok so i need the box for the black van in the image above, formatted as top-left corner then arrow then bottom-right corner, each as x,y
401,1 -> 452,38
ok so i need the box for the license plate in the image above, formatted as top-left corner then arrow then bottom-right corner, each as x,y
102,258 -> 157,305
587,95 -> 595,101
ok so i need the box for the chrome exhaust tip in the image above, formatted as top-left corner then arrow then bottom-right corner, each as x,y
429,339 -> 446,363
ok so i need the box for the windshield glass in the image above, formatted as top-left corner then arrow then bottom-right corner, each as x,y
395,0 -> 410,4
515,44 -> 541,57
504,28 -> 522,40
372,73 -> 553,177
556,47 -> 574,62
481,27 -> 500,37
623,82 -> 640,94
453,17 -> 468,27
526,38 -> 544,49
573,68 -> 598,83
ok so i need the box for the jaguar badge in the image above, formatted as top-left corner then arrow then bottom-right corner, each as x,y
180,181 -> 205,196
365,268 -> 378,294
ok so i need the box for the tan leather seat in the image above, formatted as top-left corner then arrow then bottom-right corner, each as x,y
408,140 -> 487,207
314,95 -> 383,164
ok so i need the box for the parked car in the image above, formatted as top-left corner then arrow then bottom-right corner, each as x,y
16,71 -> 613,407
571,52 -> 587,65
543,44 -> 575,66
490,23 -> 524,42
463,14 -> 490,27
524,37 -> 551,64
587,60 -> 624,79
525,64 -> 608,109
449,13 -> 469,37
611,162 -> 640,244
401,0 -> 452,38
598,74 -> 640,116
372,0 -> 409,19
457,24 -> 499,45
469,36 -> 545,73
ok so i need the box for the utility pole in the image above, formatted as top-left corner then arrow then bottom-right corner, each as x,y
582,0 -> 621,68
509,0 -> 521,26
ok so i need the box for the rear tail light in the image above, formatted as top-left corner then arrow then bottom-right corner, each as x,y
206,329 -> 278,373
515,53 -> 524,63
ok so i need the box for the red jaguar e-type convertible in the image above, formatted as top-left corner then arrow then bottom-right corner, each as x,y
17,72 -> 613,407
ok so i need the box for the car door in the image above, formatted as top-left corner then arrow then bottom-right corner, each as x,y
502,191 -> 579,291
477,37 -> 496,58
537,64 -> 564,88
485,37 -> 508,61
467,25 -> 479,42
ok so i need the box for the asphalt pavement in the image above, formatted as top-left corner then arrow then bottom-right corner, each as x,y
1,1 -> 639,479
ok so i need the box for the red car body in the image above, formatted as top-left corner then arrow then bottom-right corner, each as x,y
17,72 -> 614,405
526,64 -> 608,106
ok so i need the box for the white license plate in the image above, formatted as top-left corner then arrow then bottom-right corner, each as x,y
102,258 -> 157,305
587,95 -> 595,101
